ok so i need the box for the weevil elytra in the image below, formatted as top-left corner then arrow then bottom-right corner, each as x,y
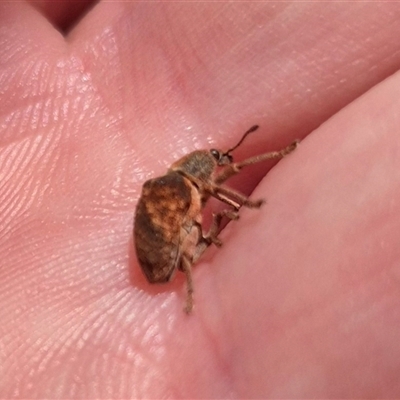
134,125 -> 298,314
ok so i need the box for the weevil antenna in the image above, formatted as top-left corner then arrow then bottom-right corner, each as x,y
224,125 -> 259,155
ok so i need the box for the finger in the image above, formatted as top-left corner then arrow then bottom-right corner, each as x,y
0,1 -> 66,55
199,68 -> 400,397
69,3 -> 400,152
27,0 -> 96,32
0,1 -> 68,146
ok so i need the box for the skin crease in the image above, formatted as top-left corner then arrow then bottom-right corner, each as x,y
1,0 -> 400,397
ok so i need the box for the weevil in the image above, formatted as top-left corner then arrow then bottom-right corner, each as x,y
134,125 -> 298,313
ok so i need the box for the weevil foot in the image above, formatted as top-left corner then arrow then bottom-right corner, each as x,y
184,298 -> 193,314
245,198 -> 265,208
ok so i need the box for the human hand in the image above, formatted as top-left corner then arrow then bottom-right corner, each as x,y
1,2 -> 400,397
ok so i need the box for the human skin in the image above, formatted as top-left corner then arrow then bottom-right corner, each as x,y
1,1 -> 400,398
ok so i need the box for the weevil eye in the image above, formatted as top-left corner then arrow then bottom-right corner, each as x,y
210,149 -> 220,160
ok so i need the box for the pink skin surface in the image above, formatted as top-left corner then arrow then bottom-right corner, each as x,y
1,1 -> 400,397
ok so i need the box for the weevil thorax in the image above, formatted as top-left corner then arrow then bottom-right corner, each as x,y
169,150 -> 222,181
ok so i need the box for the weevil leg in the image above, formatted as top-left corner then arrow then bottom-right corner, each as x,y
215,140 -> 299,184
193,209 -> 239,254
203,209 -> 239,247
205,184 -> 265,210
181,174 -> 263,210
182,210 -> 240,314
189,224 -> 214,263
181,255 -> 194,314
182,208 -> 242,313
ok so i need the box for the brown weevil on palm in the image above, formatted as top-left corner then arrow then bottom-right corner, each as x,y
134,125 -> 298,314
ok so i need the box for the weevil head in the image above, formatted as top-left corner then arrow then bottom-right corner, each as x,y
169,125 -> 259,181
211,124 -> 260,166
210,149 -> 233,166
